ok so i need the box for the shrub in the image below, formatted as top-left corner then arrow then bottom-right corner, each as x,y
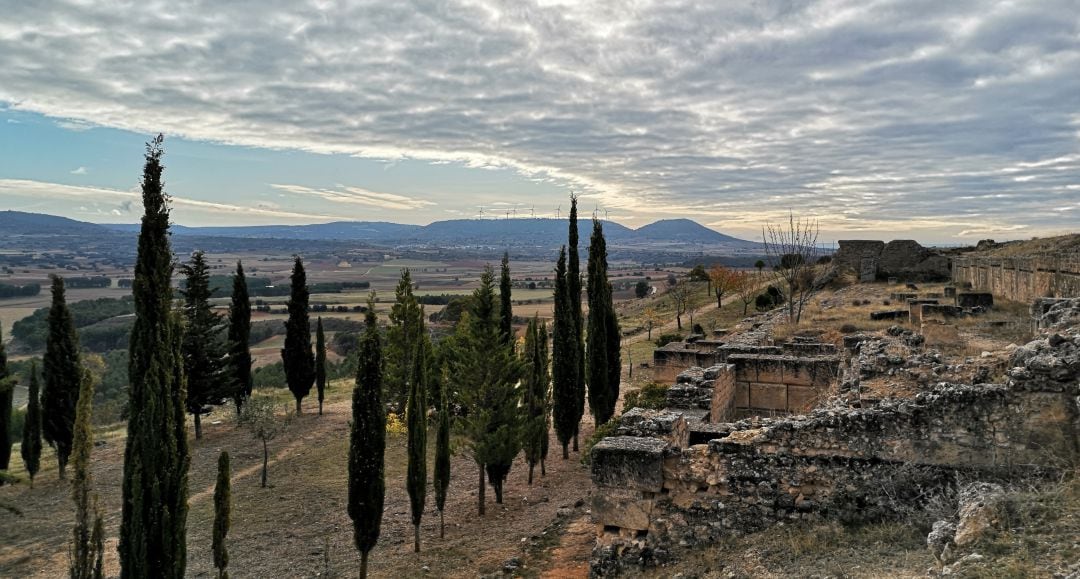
385,412 -> 407,435
655,332 -> 683,347
581,417 -> 621,465
623,383 -> 669,412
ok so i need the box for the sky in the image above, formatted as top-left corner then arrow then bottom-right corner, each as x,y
0,0 -> 1078,244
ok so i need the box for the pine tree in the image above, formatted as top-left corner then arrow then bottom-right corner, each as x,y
567,194 -> 585,451
213,451 -> 231,579
71,368 -> 105,579
315,317 -> 326,416
181,250 -> 227,439
120,134 -> 190,578
446,266 -> 523,515
21,361 -> 43,487
586,218 -> 620,425
406,338 -> 427,553
43,274 -> 80,479
227,261 -> 253,413
349,296 -> 385,578
551,248 -> 578,459
0,325 -> 12,474
386,269 -> 424,413
433,379 -> 451,539
522,317 -> 550,484
499,252 -> 513,345
282,256 -> 315,414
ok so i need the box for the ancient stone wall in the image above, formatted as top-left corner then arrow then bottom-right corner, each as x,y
727,354 -> 838,417
591,329 -> 1080,575
836,239 -> 951,282
953,255 -> 1080,302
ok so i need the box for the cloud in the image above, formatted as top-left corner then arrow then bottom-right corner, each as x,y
0,179 -> 339,223
70,166 -> 87,175
0,0 -> 1078,238
269,183 -> 436,210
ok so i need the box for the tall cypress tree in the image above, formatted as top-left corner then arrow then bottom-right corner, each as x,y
386,269 -> 424,413
0,325 -> 12,473
406,338 -> 427,553
499,252 -> 513,345
282,256 -> 315,414
227,261 -> 253,413
213,451 -> 231,579
447,266 -> 523,514
538,322 -> 550,475
315,317 -> 326,416
433,378 -> 451,539
586,218 -> 620,425
567,195 -> 585,450
22,361 -> 43,487
70,368 -> 105,579
43,274 -> 80,479
349,296 -> 385,578
522,317 -> 550,484
181,250 -> 227,439
120,134 -> 190,578
551,248 -> 578,459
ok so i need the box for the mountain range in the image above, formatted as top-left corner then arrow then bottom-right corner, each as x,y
0,211 -> 756,249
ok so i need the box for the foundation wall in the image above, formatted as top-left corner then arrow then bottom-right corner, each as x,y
953,255 -> 1080,302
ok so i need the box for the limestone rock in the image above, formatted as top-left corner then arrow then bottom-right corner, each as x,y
954,482 -> 1006,547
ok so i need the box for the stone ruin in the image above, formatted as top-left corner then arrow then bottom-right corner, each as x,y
590,301 -> 1080,576
834,239 -> 952,282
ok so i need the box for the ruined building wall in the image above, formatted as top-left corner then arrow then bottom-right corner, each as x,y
591,330 -> 1080,574
835,239 -> 951,282
953,255 -> 1080,302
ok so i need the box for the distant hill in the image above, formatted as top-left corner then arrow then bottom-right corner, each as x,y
634,219 -> 750,245
0,210 -> 111,236
4,211 -> 756,252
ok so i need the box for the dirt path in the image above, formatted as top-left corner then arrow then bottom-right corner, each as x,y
1,392 -> 597,578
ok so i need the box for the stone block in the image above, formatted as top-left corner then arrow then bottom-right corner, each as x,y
787,385 -> 819,411
735,381 -> 750,407
591,436 -> 669,493
617,408 -> 690,448
749,382 -> 787,411
945,286 -> 956,298
871,309 -> 908,321
709,364 -> 736,423
592,489 -> 656,531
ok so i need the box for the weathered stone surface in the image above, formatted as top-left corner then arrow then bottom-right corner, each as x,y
592,488 -> 656,531
871,309 -> 908,321
953,255 -> 1080,302
927,520 -> 957,562
617,408 -> 690,448
590,436 -> 670,493
954,482 -> 1006,547
836,239 -> 950,282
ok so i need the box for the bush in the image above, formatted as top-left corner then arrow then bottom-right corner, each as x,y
623,383 -> 669,412
582,418 -> 621,465
655,332 -> 683,347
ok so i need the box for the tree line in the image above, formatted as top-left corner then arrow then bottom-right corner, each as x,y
0,137 -> 626,577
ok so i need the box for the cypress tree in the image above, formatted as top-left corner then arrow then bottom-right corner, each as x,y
522,317 -> 550,484
71,368 -> 105,579
433,378 -> 451,539
0,325 -> 11,473
406,338 -> 427,553
447,266 -> 522,514
586,218 -> 620,425
386,269 -> 424,413
349,295 -> 385,578
22,361 -> 43,487
43,274 -> 80,479
538,322 -> 550,476
120,134 -> 190,578
551,248 -> 578,459
227,261 -> 253,413
213,451 -> 231,579
567,195 -> 585,451
282,256 -> 315,414
499,252 -> 513,345
315,317 -> 326,416
181,250 -> 227,439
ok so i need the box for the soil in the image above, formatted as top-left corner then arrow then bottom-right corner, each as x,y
0,391 -> 597,578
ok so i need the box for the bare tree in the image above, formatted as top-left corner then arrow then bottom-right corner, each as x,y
762,212 -> 820,325
240,396 -> 292,488
669,283 -> 691,330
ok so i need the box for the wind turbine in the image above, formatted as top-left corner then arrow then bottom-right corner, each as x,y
529,205 -> 535,219
512,205 -> 518,219
555,205 -> 561,219
478,206 -> 485,220
505,209 -> 511,220
604,208 -> 610,220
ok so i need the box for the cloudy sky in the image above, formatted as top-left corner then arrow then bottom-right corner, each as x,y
0,0 -> 1078,243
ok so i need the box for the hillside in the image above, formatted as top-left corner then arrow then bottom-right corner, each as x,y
0,211 -> 111,236
634,218 -> 753,246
